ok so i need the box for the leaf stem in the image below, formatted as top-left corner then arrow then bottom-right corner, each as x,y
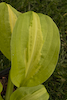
5,70 -> 14,100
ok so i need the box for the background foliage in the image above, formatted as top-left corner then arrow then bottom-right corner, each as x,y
0,0 -> 67,100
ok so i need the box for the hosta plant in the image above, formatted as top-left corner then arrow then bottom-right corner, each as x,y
0,2 -> 60,100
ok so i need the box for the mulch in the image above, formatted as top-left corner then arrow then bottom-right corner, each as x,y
0,75 -> 8,97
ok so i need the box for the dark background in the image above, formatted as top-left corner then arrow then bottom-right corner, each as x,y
0,0 -> 67,100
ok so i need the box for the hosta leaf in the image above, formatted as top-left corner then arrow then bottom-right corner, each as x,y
0,2 -> 21,60
0,95 -> 4,100
0,82 -> 3,93
10,85 -> 49,100
0,82 -> 4,100
11,11 -> 60,87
